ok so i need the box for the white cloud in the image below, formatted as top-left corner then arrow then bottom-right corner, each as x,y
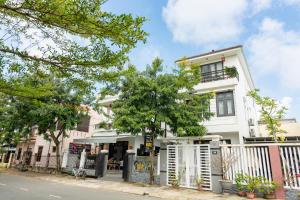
162,0 -> 272,46
162,0 -> 247,46
247,18 -> 300,89
280,96 -> 293,109
251,0 -> 272,14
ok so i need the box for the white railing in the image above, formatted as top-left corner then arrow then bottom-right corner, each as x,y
167,144 -> 211,190
220,144 -> 272,182
279,145 -> 300,189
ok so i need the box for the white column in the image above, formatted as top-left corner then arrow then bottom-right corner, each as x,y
79,149 -> 86,169
61,152 -> 68,168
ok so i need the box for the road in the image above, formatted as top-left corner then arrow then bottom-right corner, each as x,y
0,173 -> 161,200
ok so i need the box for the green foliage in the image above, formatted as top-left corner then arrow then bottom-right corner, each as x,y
105,58 -> 214,138
0,73 -> 90,170
224,66 -> 238,78
0,0 -> 147,98
248,89 -> 287,142
244,175 -> 261,193
235,173 -> 246,191
259,178 -> 278,195
100,58 -> 214,184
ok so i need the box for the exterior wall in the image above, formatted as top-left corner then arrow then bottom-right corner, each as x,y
14,108 -> 102,164
259,119 -> 300,137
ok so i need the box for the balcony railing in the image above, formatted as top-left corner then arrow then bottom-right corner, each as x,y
200,69 -> 232,83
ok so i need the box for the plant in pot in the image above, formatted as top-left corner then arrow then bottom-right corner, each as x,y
171,173 -> 181,189
224,66 -> 239,79
245,175 -> 260,199
260,179 -> 278,199
235,173 -> 246,197
219,149 -> 238,193
195,175 -> 203,191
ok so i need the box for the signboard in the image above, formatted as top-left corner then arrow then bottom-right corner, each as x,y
69,143 -> 91,154
144,135 -> 153,152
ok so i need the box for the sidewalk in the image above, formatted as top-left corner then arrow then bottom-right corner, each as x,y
1,168 -> 250,200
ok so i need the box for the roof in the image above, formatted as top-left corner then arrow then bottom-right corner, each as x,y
175,45 -> 243,62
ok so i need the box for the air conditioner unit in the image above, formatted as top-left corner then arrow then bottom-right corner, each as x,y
249,129 -> 255,137
248,118 -> 255,126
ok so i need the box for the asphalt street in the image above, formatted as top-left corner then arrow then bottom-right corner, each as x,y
0,173 -> 161,200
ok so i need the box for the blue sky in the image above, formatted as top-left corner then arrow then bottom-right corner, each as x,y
103,0 -> 300,120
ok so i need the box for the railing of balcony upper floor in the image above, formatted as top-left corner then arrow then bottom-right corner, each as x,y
200,69 -> 235,83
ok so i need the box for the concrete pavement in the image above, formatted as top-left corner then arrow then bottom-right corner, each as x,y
0,173 -> 160,200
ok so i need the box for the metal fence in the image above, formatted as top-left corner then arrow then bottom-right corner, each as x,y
220,144 -> 272,182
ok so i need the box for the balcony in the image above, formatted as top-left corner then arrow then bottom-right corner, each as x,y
200,69 -> 232,83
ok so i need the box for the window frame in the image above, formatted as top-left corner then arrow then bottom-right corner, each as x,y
201,61 -> 224,82
36,146 -> 43,162
216,91 -> 235,117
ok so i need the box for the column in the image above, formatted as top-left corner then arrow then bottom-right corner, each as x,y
159,143 -> 167,186
123,149 -> 135,182
268,145 -> 285,199
209,140 -> 223,194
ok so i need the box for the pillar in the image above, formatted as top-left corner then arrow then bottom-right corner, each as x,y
2,153 -> 6,163
95,146 -> 108,178
61,152 -> 68,169
79,149 -> 86,169
268,145 -> 285,199
209,140 -> 223,194
123,149 -> 135,182
7,153 -> 14,168
159,143 -> 167,186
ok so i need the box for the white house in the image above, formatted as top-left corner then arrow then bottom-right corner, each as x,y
75,45 -> 259,160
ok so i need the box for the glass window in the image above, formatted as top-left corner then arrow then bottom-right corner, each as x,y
201,62 -> 224,82
37,146 -> 43,162
216,91 -> 235,117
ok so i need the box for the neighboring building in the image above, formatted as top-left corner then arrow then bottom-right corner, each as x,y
176,45 -> 258,144
245,118 -> 300,143
14,108 -> 102,166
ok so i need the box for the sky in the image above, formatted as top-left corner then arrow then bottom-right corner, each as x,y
103,0 -> 300,120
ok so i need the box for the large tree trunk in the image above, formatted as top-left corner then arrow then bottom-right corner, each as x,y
54,141 -> 61,172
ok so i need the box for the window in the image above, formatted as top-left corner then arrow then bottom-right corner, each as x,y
216,91 -> 235,117
52,146 -> 56,153
36,146 -> 43,162
201,62 -> 224,82
17,148 -> 22,160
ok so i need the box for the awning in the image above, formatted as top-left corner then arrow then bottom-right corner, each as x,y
73,137 -> 117,144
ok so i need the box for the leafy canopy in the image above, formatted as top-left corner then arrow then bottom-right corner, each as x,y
0,0 -> 147,98
102,58 -> 214,139
248,89 -> 287,142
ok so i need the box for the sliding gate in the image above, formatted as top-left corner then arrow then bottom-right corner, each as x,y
167,144 -> 211,190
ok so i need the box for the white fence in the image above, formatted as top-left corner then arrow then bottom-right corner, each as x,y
280,145 -> 300,189
221,143 -> 300,189
220,144 -> 272,182
167,144 -> 211,190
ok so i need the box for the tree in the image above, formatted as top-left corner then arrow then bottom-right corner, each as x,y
0,72 -> 90,171
248,89 -> 287,142
0,0 -> 147,98
101,58 -> 214,184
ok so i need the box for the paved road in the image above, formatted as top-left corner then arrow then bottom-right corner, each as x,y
0,173 -> 161,200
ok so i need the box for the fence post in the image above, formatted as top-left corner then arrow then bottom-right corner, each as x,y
209,140 -> 223,193
123,149 -> 135,182
79,149 -> 86,169
61,152 -> 68,168
268,145 -> 285,199
159,143 -> 167,186
2,153 -> 6,163
7,153 -> 14,168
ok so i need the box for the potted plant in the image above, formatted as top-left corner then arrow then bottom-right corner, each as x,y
225,66 -> 239,79
245,175 -> 260,199
195,175 -> 203,191
171,173 -> 181,189
260,180 -> 277,199
235,173 -> 246,197
219,149 -> 238,193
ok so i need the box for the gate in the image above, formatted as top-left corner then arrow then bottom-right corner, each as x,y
167,144 -> 211,190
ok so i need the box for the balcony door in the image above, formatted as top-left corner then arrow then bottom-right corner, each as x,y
201,62 -> 223,82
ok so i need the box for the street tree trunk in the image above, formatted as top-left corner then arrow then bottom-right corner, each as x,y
149,134 -> 155,185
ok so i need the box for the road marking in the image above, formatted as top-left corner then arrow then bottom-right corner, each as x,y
0,183 -> 6,186
49,195 -> 62,199
19,187 -> 29,191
